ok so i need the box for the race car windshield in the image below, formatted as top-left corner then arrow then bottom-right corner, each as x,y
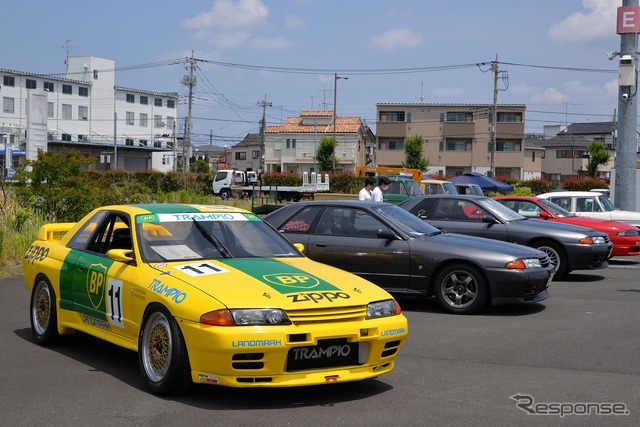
136,212 -> 301,262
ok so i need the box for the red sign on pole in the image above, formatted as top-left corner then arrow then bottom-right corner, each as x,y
617,6 -> 640,34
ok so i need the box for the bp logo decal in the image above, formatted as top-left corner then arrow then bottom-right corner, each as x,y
86,263 -> 107,309
262,273 -> 321,290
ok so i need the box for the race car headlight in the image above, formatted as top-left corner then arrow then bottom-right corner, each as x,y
618,229 -> 640,236
366,299 -> 401,319
505,258 -> 542,269
230,309 -> 291,326
579,236 -> 606,245
200,308 -> 291,326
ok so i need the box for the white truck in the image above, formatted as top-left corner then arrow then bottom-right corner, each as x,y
212,169 -> 330,201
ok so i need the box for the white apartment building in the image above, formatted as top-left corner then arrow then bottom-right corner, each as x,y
1,56 -> 180,174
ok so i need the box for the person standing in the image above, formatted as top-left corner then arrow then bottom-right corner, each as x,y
371,176 -> 390,202
359,178 -> 375,201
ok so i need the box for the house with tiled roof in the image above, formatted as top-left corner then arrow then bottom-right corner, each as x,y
264,110 -> 375,173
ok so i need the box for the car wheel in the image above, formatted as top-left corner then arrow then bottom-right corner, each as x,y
138,305 -> 191,395
433,263 -> 488,314
533,240 -> 566,279
30,276 -> 60,345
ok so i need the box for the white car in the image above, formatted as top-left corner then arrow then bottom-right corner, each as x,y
538,191 -> 640,229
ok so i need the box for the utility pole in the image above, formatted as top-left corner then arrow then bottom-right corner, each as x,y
181,52 -> 197,172
333,73 -> 348,171
257,94 -> 271,173
488,54 -> 508,178
113,112 -> 117,170
614,0 -> 638,211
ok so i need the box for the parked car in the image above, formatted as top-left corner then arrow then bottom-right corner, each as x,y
493,196 -> 640,257
420,179 -> 457,195
23,204 -> 408,395
454,183 -> 484,196
537,191 -> 640,229
264,200 -> 554,315
398,195 -> 612,279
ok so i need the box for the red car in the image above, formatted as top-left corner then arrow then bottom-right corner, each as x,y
494,196 -> 640,257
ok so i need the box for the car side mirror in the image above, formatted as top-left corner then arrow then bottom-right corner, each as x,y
293,242 -> 305,253
539,211 -> 550,219
108,249 -> 135,264
377,229 -> 398,240
481,215 -> 499,224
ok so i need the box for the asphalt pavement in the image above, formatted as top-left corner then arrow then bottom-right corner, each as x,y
1,259 -> 639,426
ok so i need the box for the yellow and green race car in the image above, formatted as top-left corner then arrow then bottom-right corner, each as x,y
24,204 -> 408,395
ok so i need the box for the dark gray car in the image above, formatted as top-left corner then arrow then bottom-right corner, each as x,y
398,195 -> 612,279
264,200 -> 554,314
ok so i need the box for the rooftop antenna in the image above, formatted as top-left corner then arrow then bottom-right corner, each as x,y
420,80 -> 424,102
59,40 -> 76,74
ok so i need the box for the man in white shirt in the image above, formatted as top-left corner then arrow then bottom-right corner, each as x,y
371,176 -> 390,202
359,178 -> 375,201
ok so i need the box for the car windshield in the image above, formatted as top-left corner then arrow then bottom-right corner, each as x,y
538,198 -> 574,218
597,195 -> 616,212
476,198 -> 526,222
135,212 -> 300,263
372,204 -> 440,236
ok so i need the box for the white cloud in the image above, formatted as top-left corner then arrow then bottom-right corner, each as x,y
284,14 -> 305,29
530,87 -> 566,104
368,28 -> 424,51
182,0 -> 269,30
548,0 -> 618,42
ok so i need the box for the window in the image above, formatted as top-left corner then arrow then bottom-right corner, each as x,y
78,134 -> 86,142
61,133 -> 72,142
26,79 -> 37,89
140,113 -> 148,127
495,140 -> 521,152
93,70 -> 99,80
139,140 -> 148,147
154,115 -> 163,128
235,152 -> 247,160
446,139 -> 472,151
126,111 -> 135,125
3,76 -> 15,87
62,84 -> 72,95
3,97 -> 15,113
378,111 -> 405,122
166,116 -> 175,130
497,112 -> 522,123
154,98 -> 162,107
167,100 -> 175,109
126,94 -> 135,103
286,138 -> 296,149
556,150 -> 569,158
379,139 -> 404,150
43,82 -> 54,92
252,150 -> 260,159
47,102 -> 54,118
78,87 -> 89,97
62,104 -> 72,119
154,140 -> 162,148
126,138 -> 134,146
140,96 -> 148,105
78,106 -> 88,120
446,112 -> 473,122
531,151 -> 536,162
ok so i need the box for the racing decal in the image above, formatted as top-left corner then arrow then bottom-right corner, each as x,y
286,291 -> 350,304
232,339 -> 282,347
217,258 -> 340,294
381,328 -> 407,337
79,313 -> 112,331
24,243 -> 49,265
107,278 -> 125,328
197,374 -> 219,384
87,263 -> 108,309
130,286 -> 147,301
148,278 -> 187,303
175,262 -> 229,276
137,212 -> 255,223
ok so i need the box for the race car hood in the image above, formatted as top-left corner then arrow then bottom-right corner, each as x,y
150,257 -> 391,309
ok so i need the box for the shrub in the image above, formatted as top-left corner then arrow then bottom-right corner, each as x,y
561,177 -> 609,191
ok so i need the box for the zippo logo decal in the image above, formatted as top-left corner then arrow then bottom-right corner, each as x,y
87,263 -> 107,309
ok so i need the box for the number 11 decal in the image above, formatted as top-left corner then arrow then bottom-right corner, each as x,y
107,278 -> 125,328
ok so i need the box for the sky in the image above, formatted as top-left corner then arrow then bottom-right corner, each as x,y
0,0 -> 628,147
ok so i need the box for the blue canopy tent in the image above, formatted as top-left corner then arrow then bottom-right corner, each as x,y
449,172 -> 513,192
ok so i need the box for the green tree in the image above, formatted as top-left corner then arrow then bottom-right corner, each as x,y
585,140 -> 610,178
402,134 -> 430,171
190,159 -> 210,173
316,137 -> 339,172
